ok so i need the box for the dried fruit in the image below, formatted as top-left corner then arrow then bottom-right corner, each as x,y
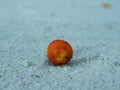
47,39 -> 73,65
102,3 -> 111,8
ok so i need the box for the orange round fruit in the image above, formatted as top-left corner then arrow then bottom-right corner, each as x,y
47,39 -> 73,66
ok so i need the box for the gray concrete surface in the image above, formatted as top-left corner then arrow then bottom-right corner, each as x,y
0,0 -> 120,90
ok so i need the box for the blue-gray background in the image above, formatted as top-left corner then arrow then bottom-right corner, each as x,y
0,0 -> 120,90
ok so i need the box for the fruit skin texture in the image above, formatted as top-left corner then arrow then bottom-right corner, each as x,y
47,39 -> 73,66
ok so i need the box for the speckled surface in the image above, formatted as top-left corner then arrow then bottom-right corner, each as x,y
0,0 -> 120,90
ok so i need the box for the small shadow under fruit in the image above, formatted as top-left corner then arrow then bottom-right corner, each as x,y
44,52 -> 100,67
68,54 -> 100,67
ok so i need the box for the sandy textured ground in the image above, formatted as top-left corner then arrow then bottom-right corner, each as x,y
0,0 -> 120,90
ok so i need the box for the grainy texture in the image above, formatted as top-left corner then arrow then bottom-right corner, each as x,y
0,0 -> 120,90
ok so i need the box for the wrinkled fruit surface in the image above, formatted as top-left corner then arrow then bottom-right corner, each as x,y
47,39 -> 73,65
